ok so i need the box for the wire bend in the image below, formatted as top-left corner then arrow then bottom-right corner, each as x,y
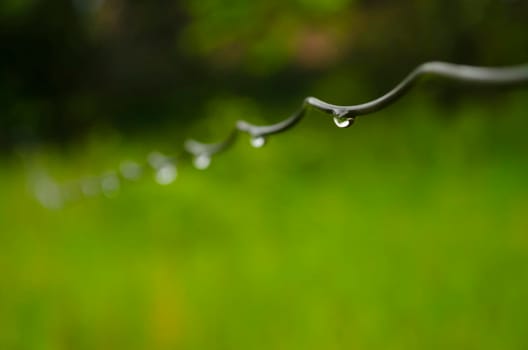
30,61 -> 528,208
189,61 -> 528,156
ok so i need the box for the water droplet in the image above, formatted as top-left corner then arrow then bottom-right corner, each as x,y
155,163 -> 177,185
332,109 -> 355,128
34,177 -> 63,210
61,182 -> 81,203
194,154 -> 211,170
120,161 -> 143,181
333,115 -> 354,128
333,116 -> 350,128
81,177 -> 101,197
101,172 -> 120,197
148,151 -> 167,169
250,135 -> 266,148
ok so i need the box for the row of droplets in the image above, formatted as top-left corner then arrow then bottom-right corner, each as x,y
29,130 -> 283,209
31,151 -> 178,209
30,102 -> 356,209
31,60 -> 528,208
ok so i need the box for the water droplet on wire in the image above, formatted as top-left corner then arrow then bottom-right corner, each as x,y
61,181 -> 81,203
101,172 -> 120,197
155,163 -> 177,185
34,176 -> 63,210
148,151 -> 166,169
250,136 -> 266,148
334,115 -> 356,128
81,177 -> 101,197
120,161 -> 143,181
193,154 -> 211,170
332,109 -> 354,128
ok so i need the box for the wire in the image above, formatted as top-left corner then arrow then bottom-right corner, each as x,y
189,61 -> 528,155
29,61 -> 528,208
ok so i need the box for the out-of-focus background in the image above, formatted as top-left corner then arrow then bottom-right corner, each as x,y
1,0 -> 528,349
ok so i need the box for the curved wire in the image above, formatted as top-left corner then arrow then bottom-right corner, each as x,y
188,61 -> 528,153
29,61 -> 528,207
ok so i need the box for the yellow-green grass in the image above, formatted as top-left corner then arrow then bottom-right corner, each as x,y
1,93 -> 528,349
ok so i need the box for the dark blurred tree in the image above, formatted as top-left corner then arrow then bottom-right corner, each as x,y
1,0 -> 527,149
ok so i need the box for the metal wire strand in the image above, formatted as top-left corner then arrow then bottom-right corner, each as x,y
29,61 -> 528,207
191,61 -> 528,152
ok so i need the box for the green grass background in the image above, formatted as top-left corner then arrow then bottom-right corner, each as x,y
1,92 -> 528,349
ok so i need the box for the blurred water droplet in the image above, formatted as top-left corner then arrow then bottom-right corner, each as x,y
81,177 -> 101,197
61,182 -> 81,203
34,177 -> 63,210
148,151 -> 166,169
250,135 -> 266,148
156,163 -> 177,185
194,154 -> 211,170
120,161 -> 143,181
101,172 -> 120,197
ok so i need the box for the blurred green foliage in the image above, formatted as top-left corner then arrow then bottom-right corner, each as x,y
1,1 -> 528,349
2,92 -> 528,349
1,0 -> 527,147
